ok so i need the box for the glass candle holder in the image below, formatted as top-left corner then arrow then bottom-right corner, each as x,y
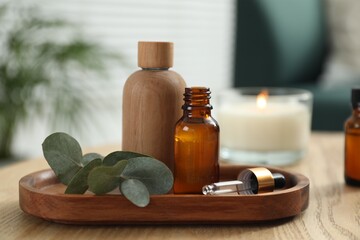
217,87 -> 313,166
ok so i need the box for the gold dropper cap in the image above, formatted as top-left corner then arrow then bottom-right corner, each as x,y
138,41 -> 174,69
238,167 -> 275,194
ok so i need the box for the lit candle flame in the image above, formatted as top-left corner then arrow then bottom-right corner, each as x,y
256,90 -> 268,109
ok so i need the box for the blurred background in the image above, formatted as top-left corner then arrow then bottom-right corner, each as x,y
1,0 -> 360,161
0,0 -> 235,160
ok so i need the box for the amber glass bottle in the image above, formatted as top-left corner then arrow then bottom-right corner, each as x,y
174,87 -> 220,194
345,88 -> 360,186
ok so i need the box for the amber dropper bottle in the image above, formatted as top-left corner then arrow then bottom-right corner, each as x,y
173,87 -> 220,194
345,88 -> 360,186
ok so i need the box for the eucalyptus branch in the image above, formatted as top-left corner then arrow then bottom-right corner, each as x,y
42,132 -> 174,207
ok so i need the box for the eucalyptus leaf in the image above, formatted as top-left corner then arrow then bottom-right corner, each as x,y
102,151 -> 148,166
82,153 -> 103,165
88,160 -> 128,195
65,158 -> 102,194
121,157 -> 173,195
120,179 -> 150,207
42,132 -> 83,185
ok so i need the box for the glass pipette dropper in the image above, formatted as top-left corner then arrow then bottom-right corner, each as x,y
202,167 -> 286,195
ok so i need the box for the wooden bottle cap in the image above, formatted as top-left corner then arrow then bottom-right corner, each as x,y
138,41 -> 174,69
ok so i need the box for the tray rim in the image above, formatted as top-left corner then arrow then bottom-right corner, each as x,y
19,165 -> 310,225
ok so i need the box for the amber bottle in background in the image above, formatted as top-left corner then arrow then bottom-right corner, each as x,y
174,87 -> 220,194
122,42 -> 186,172
345,88 -> 360,186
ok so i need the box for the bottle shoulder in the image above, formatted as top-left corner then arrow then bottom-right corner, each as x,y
176,116 -> 220,129
123,70 -> 186,96
345,113 -> 360,132
126,69 -> 185,83
124,69 -> 186,93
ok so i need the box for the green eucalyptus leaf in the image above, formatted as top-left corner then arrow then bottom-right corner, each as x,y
120,179 -> 150,207
65,158 -> 102,194
88,160 -> 128,195
82,153 -> 103,165
121,157 -> 173,195
102,151 -> 148,166
42,132 -> 83,185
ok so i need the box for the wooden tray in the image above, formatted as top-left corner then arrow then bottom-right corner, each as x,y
19,165 -> 309,225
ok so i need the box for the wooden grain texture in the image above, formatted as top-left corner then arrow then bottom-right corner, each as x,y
122,69 -> 186,172
1,133 -> 360,240
138,41 -> 174,68
18,166 -> 308,224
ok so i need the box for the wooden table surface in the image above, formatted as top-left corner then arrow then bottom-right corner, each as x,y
1,133 -> 359,239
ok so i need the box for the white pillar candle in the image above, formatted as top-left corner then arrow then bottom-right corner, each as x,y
218,100 -> 311,152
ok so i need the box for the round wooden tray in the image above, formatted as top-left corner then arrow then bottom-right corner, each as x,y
19,165 -> 309,225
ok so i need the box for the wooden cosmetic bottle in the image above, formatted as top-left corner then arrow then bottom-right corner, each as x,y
122,41 -> 186,172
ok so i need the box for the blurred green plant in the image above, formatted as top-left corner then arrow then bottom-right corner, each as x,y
0,4 -> 122,159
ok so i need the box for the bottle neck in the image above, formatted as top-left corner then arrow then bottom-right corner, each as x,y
141,67 -> 169,71
182,87 -> 212,118
352,107 -> 360,118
